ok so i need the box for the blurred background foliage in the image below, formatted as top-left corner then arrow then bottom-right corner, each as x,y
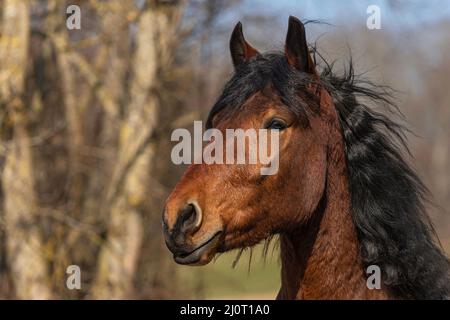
0,0 -> 448,299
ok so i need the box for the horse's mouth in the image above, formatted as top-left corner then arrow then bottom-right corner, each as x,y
173,231 -> 222,265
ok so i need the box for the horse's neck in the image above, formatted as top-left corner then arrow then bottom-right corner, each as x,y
278,119 -> 389,300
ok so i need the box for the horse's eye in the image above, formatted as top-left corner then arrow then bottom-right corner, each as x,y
265,118 -> 288,130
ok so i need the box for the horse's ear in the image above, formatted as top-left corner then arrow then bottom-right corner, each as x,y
285,16 -> 315,74
230,22 -> 259,69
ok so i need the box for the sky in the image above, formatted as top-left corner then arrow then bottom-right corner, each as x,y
247,0 -> 450,29
207,0 -> 450,65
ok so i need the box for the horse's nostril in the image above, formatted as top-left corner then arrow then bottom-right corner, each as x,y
178,202 -> 202,235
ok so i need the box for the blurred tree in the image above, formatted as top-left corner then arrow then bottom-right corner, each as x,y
0,0 -> 52,299
90,0 -> 185,299
0,0 -> 186,299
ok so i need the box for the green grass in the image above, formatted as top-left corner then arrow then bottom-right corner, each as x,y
179,243 -> 280,299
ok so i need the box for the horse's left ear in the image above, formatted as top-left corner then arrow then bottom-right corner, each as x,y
285,16 -> 316,74
230,22 -> 259,69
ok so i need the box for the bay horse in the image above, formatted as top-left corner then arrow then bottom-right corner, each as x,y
163,16 -> 450,299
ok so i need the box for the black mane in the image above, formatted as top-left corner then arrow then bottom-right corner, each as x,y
207,52 -> 450,299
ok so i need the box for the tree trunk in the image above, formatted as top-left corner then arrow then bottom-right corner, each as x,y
90,1 -> 183,299
0,0 -> 52,299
